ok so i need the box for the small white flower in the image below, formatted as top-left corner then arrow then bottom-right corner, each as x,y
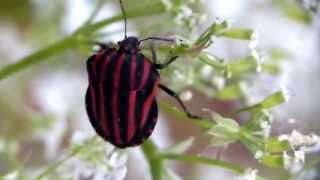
254,151 -> 263,160
260,121 -> 269,129
249,32 -> 258,50
294,150 -> 305,163
211,76 -> 226,90
2,171 -> 18,180
0,138 -> 4,152
198,14 -> 208,23
290,130 -> 306,147
283,150 -> 305,171
200,65 -> 212,78
288,118 -> 296,124
305,134 -> 320,146
279,130 -> 307,148
281,86 -> 291,102
71,131 -> 90,145
180,5 -> 193,17
61,134 -> 128,180
302,134 -> 320,153
168,34 -> 189,47
180,90 -> 193,101
260,121 -> 271,139
283,151 -> 293,170
236,168 -> 258,180
250,50 -> 261,73
278,134 -> 289,141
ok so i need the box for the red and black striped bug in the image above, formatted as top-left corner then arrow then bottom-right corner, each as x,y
85,0 -> 201,148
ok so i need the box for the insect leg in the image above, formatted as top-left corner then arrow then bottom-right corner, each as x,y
150,42 -> 178,69
150,42 -> 157,64
158,84 -> 201,119
154,56 -> 179,70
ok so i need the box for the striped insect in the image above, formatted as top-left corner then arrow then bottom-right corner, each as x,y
85,0 -> 201,148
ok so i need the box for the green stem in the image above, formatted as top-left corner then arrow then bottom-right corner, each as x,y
160,153 -> 244,174
0,37 -> 76,81
35,149 -> 79,180
159,101 -> 213,129
0,1 -> 167,82
34,137 -> 97,180
141,140 -> 163,180
232,103 -> 261,115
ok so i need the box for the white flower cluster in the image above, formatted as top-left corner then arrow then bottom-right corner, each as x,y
279,130 -> 320,150
175,3 -> 207,28
236,168 -> 258,180
61,131 -> 128,180
298,0 -> 320,12
278,130 -> 320,171
251,110 -> 273,140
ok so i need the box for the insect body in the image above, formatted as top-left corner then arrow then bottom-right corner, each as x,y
86,37 -> 161,147
85,1 -> 200,148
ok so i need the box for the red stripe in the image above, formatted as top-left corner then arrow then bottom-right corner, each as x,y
92,51 -> 105,79
127,55 -> 137,141
130,55 -> 137,90
140,78 -> 160,128
101,51 -> 115,80
99,83 -> 109,138
138,60 -> 151,89
112,54 -> 125,145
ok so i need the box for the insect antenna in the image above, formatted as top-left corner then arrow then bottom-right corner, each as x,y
119,0 -> 127,38
138,37 -> 175,44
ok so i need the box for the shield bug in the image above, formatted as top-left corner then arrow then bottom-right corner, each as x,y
85,0 -> 201,148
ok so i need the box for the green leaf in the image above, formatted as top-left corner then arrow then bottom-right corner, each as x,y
210,137 -> 237,147
221,28 -> 254,40
261,154 -> 284,168
274,0 -> 312,24
235,90 -> 289,114
228,55 -> 260,77
160,153 -> 244,174
265,138 -> 291,153
208,113 -> 240,146
242,110 -> 273,132
195,20 -> 230,46
141,141 -> 163,180
261,91 -> 289,109
0,1 -> 168,81
0,37 -> 76,81
268,48 -> 289,62
261,63 -> 281,75
163,168 -> 181,180
163,137 -> 195,154
198,52 -> 227,73
216,83 -> 246,100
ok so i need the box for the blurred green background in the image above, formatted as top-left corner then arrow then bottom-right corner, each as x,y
0,0 -> 319,179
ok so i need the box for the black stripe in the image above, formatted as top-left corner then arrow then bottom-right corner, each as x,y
132,60 -> 159,145
118,54 -> 132,144
85,87 -> 106,140
132,54 -> 147,143
142,99 -> 158,138
86,55 -> 97,83
103,52 -> 120,145
135,53 -> 145,89
95,49 -> 114,78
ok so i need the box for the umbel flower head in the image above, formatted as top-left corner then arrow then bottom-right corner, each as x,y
60,132 -> 128,180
